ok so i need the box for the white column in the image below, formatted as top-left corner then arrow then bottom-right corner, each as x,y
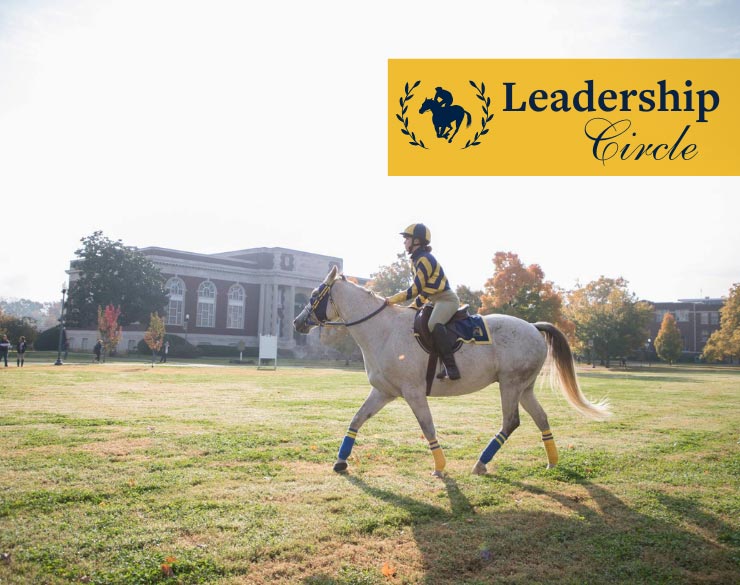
285,286 -> 296,338
257,284 -> 266,336
271,285 -> 280,337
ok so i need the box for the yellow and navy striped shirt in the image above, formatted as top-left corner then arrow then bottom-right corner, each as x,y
387,249 -> 451,308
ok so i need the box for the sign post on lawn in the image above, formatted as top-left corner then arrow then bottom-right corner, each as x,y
258,335 -> 277,370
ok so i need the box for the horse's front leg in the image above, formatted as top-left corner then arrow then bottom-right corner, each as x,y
404,390 -> 446,477
334,387 -> 395,473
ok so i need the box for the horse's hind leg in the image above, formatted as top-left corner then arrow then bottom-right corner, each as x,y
334,387 -> 395,473
520,384 -> 559,468
472,380 -> 523,475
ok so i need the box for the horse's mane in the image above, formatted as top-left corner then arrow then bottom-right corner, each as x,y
340,273 -> 385,301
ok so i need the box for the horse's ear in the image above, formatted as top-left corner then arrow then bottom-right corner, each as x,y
326,265 -> 339,284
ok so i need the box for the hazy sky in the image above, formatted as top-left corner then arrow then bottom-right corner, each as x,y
1,0 -> 738,303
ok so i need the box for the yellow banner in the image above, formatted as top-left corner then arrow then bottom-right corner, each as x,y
388,59 -> 740,176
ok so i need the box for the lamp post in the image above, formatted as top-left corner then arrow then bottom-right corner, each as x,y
54,284 -> 67,366
646,338 -> 652,367
184,313 -> 190,342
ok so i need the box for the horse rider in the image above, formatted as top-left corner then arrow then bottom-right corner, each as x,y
434,86 -> 453,108
385,224 -> 461,380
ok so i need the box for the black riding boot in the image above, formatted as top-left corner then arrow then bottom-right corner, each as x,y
432,324 -> 461,380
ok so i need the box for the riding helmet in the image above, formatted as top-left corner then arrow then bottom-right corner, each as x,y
400,223 -> 431,245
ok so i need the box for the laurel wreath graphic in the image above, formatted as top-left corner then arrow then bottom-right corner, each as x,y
397,80 -> 427,149
463,81 -> 494,149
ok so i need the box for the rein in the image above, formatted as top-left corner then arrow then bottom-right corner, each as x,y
306,275 -> 388,328
323,300 -> 387,327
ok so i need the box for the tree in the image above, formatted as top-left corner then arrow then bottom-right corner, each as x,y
0,311 -> 38,346
479,251 -> 569,329
456,285 -> 483,314
320,325 -> 359,365
321,275 -> 360,364
654,312 -> 683,365
565,276 -> 653,367
143,313 -> 166,367
97,304 -> 123,360
67,231 -> 168,328
368,253 -> 412,298
702,283 -> 740,363
0,298 -> 61,330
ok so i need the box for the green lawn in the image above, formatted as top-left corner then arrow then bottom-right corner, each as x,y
1,362 -> 738,584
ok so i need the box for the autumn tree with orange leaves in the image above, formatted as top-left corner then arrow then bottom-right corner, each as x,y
97,304 -> 123,360
655,312 -> 683,365
479,252 -> 572,335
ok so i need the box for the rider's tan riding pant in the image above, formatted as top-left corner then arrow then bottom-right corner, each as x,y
427,289 -> 461,329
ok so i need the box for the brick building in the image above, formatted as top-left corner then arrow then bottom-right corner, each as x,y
66,246 -> 342,355
647,298 -> 724,357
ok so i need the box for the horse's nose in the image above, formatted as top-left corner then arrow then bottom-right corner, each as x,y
293,311 -> 306,332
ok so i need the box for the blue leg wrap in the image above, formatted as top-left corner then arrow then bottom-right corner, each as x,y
479,431 -> 509,464
337,427 -> 358,460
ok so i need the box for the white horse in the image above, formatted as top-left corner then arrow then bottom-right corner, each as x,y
293,267 -> 610,477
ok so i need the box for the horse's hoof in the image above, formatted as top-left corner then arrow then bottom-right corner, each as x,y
431,470 -> 445,478
333,461 -> 348,473
546,463 -> 557,470
472,461 -> 487,475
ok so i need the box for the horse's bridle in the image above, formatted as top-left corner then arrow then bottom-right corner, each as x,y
302,275 -> 387,328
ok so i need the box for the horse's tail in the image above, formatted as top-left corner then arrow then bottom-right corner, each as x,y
534,322 -> 611,421
465,109 -> 472,127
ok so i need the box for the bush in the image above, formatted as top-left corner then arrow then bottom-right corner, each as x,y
196,344 -> 258,358
136,334 -> 199,358
34,326 -> 64,351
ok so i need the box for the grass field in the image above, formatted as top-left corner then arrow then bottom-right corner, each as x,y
1,361 -> 738,584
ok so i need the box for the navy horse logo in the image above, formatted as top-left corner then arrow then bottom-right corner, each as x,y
419,86 -> 472,143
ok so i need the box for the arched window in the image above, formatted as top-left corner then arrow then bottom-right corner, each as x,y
227,284 -> 245,329
196,281 -> 217,328
165,277 -> 185,326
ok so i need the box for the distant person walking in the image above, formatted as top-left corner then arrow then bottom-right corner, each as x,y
159,340 -> 170,363
0,335 -> 10,367
16,336 -> 27,367
93,339 -> 103,363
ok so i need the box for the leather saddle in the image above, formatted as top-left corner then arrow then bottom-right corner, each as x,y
413,304 -> 470,395
413,304 -> 469,355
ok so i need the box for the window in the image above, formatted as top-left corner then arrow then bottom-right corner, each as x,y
227,284 -> 245,329
675,310 -> 689,322
700,330 -> 709,343
197,281 -> 216,328
710,312 -> 719,325
127,339 -> 137,351
165,277 -> 185,326
700,312 -> 709,325
655,309 -> 667,323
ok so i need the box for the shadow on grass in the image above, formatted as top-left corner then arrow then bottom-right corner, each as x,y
304,470 -> 738,585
